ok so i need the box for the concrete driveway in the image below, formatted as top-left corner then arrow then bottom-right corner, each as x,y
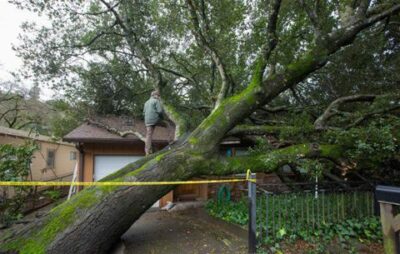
111,207 -> 247,254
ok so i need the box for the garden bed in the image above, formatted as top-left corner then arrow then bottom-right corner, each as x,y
206,191 -> 383,253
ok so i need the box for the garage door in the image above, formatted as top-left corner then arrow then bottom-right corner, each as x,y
94,155 -> 143,181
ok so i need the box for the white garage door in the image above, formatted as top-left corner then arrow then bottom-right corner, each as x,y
94,155 -> 143,181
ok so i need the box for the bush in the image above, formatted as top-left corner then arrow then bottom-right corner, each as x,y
42,189 -> 62,201
206,192 -> 381,246
0,141 -> 38,226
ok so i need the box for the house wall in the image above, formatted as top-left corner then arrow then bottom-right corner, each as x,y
0,134 -> 77,181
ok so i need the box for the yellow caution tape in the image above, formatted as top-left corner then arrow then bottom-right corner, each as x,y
246,169 -> 251,180
0,170 -> 256,186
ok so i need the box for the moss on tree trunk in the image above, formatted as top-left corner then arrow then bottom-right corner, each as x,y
0,140 -> 343,254
0,148 -> 205,253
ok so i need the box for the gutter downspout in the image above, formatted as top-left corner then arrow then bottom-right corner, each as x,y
76,143 -> 84,191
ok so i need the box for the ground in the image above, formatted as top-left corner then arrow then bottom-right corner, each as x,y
111,207 -> 248,254
278,239 -> 383,254
2,201 -> 384,254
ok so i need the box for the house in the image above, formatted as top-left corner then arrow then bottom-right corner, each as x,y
0,126 -> 78,193
63,116 -> 284,207
63,116 -> 173,182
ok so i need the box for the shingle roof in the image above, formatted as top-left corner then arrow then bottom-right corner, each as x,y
63,115 -> 174,144
0,125 -> 74,146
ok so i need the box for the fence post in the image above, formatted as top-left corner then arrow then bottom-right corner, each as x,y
375,185 -> 400,254
265,192 -> 269,242
248,173 -> 257,254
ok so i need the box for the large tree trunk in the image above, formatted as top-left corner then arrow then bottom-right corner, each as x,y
0,63 -> 336,252
0,142 -> 342,254
1,4 -> 399,253
0,147 -> 202,253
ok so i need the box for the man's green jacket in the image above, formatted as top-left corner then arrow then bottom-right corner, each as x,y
143,97 -> 163,126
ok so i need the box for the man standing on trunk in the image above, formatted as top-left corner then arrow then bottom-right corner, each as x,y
143,90 -> 163,155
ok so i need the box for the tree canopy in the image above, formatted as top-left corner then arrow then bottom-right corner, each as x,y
13,1 -> 398,119
1,0 -> 400,253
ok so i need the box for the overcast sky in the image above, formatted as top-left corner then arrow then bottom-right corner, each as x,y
0,0 -> 54,99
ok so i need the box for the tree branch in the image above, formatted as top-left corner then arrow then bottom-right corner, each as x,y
328,3 -> 400,54
72,2 -> 120,16
314,94 -> 376,130
73,21 -> 120,48
315,94 -> 400,130
185,0 -> 232,107
191,3 -> 400,151
263,105 -> 289,113
99,1 -> 189,137
227,124 -> 302,136
0,107 -> 19,123
157,66 -> 198,86
253,0 -> 282,82
299,0 -> 323,39
263,0 -> 282,61
86,118 -> 146,142
162,104 -> 189,139
355,0 -> 371,19
99,0 -> 127,31
345,104 -> 400,129
201,144 -> 343,176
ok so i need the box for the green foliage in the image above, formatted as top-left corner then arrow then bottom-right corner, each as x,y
206,191 -> 380,249
298,159 -> 325,178
47,99 -> 84,139
0,86 -> 57,135
206,197 -> 248,225
0,142 -> 38,226
42,189 -> 62,201
249,138 -> 274,156
300,20 -> 400,105
325,217 -> 382,242
11,0 -> 371,118
325,122 -> 398,167
278,112 -> 314,142
0,143 -> 36,181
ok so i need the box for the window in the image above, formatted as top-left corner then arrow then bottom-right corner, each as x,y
70,151 -> 77,160
46,149 -> 55,168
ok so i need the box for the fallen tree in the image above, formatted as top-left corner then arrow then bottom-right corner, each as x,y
1,1 -> 400,253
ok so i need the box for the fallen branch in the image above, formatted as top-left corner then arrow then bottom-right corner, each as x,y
314,94 -> 376,130
227,124 -> 302,136
86,118 -> 146,142
345,104 -> 400,129
201,143 -> 343,176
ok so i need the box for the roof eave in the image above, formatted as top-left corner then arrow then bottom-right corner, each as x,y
62,137 -> 169,145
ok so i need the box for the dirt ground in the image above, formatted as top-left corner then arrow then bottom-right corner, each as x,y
111,208 -> 248,254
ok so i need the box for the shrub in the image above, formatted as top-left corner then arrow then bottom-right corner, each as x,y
0,141 -> 38,226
